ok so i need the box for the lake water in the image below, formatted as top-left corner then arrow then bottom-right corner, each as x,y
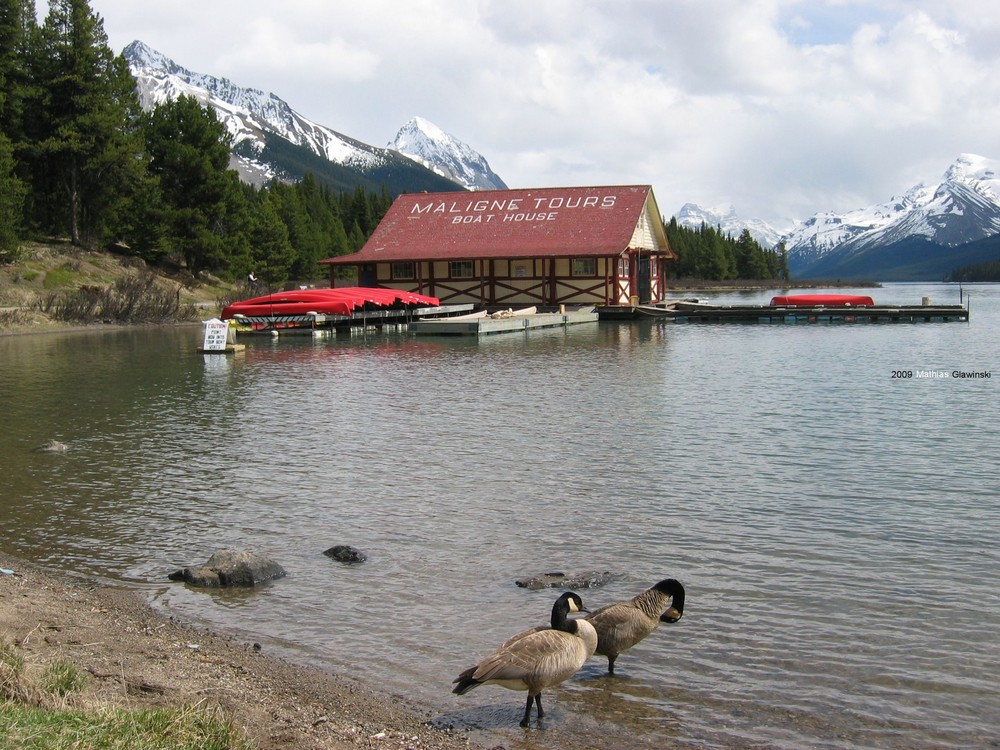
1,282 -> 998,749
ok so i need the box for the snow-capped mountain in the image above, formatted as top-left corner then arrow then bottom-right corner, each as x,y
675,202 -> 783,248
388,117 -> 507,191
782,154 -> 1000,276
122,40 -> 461,193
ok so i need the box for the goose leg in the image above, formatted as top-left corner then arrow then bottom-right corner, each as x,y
535,693 -> 543,719
520,694 -> 534,727
607,655 -> 617,675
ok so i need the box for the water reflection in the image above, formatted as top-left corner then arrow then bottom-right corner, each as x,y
2,284 -> 998,749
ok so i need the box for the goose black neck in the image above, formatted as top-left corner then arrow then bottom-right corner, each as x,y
550,592 -> 582,632
654,578 -> 685,615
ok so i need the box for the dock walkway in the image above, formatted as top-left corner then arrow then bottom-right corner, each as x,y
409,309 -> 599,335
597,302 -> 969,324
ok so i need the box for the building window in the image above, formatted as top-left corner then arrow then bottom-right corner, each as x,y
391,262 -> 415,280
511,260 -> 532,278
450,261 -> 475,278
571,258 -> 596,277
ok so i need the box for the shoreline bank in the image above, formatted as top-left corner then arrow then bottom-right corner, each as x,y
0,551 -> 476,750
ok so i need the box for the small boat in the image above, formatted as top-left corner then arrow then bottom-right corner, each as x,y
424,309 -> 488,321
769,294 -> 874,307
635,304 -> 677,317
489,306 -> 538,318
671,299 -> 717,311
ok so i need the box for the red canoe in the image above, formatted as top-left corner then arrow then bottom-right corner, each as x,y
221,287 -> 441,318
769,294 -> 875,307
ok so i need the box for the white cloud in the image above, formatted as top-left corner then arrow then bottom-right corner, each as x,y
90,0 -> 1000,229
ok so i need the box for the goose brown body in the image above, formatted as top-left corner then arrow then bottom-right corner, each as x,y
585,578 -> 685,674
452,592 -> 598,727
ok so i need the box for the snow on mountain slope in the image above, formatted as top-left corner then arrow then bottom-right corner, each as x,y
388,117 -> 507,191
782,154 -> 1000,266
124,40 -> 388,179
675,202 -> 783,248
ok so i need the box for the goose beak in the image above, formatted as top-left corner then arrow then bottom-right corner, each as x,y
660,607 -> 682,623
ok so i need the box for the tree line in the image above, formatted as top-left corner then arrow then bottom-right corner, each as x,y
0,0 -> 390,286
950,258 -> 1000,282
664,217 -> 789,281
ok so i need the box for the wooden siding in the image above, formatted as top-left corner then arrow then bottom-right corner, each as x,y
360,256 -> 630,306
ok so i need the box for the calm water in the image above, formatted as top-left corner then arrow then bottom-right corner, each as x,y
1,282 -> 998,749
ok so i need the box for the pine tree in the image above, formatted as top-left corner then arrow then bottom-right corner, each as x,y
0,133 -> 25,258
248,190 -> 295,287
26,0 -> 144,245
141,94 -> 235,276
1,0 -> 37,245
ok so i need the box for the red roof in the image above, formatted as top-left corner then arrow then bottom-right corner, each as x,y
322,185 -> 670,265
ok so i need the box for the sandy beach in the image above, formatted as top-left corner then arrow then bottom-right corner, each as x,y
0,552 -> 477,750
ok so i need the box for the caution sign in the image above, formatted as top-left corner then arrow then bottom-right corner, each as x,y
201,318 -> 229,351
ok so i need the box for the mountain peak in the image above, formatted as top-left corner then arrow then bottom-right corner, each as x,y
122,40 -> 166,69
783,152 -> 1000,278
388,117 -> 507,191
122,41 -> 463,194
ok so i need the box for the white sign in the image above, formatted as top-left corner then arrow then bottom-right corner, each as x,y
201,318 -> 229,351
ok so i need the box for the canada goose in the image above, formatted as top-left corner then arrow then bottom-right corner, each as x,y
452,591 -> 598,727
585,578 -> 686,675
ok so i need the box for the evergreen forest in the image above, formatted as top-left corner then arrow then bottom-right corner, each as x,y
665,218 -> 789,281
0,0 -> 390,286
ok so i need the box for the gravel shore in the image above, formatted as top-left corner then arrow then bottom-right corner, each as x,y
0,552 -> 478,750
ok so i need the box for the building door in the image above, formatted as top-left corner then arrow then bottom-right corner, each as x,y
637,255 -> 651,303
360,264 -> 376,287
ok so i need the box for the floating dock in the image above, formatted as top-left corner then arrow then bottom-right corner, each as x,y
197,343 -> 246,354
597,301 -> 970,324
409,308 -> 599,335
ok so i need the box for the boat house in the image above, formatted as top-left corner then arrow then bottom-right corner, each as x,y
320,185 -> 674,307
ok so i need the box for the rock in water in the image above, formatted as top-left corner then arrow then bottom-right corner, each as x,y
34,440 -> 68,453
168,549 -> 286,587
323,545 -> 368,563
515,571 -> 616,590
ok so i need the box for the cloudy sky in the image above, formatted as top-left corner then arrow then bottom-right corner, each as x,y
79,0 -> 1000,230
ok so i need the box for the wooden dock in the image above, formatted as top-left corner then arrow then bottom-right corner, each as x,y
597,301 -> 969,324
409,309 -> 599,335
197,343 -> 246,354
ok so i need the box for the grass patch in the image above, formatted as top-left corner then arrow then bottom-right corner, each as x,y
0,702 -> 253,750
0,637 -> 252,750
0,308 -> 29,327
41,662 -> 86,697
42,264 -> 80,289
0,639 -> 26,702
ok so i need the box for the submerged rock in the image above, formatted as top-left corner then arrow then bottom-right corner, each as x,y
515,570 -> 617,590
168,549 -> 286,588
34,440 -> 68,453
323,545 -> 367,563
